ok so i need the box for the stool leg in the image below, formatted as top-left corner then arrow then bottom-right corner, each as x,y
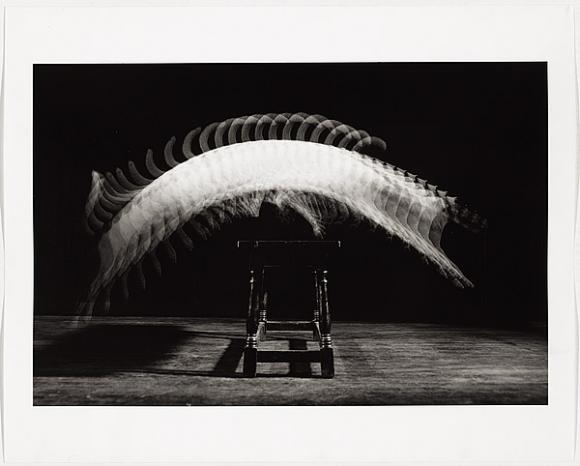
258,268 -> 268,341
313,269 -> 321,342
318,269 -> 334,378
243,268 -> 260,377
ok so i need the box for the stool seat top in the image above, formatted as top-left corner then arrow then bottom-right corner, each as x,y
237,240 -> 341,266
236,240 -> 341,250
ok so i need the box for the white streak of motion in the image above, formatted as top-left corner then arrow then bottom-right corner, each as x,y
79,140 -> 470,319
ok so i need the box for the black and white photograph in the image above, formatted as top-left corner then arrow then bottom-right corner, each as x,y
32,62 -> 547,406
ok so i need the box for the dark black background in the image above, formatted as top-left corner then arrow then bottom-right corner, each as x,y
33,63 -> 547,327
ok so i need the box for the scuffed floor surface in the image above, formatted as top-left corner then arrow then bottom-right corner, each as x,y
34,316 -> 547,405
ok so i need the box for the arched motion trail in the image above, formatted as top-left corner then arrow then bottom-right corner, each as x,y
78,139 -> 484,320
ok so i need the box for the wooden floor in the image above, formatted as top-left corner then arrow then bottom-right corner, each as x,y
34,316 -> 547,406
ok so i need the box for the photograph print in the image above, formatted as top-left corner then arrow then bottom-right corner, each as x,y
33,62 -> 547,406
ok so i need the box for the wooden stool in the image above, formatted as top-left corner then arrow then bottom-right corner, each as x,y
237,240 -> 340,378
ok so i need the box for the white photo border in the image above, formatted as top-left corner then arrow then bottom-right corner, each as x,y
3,5 -> 577,462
